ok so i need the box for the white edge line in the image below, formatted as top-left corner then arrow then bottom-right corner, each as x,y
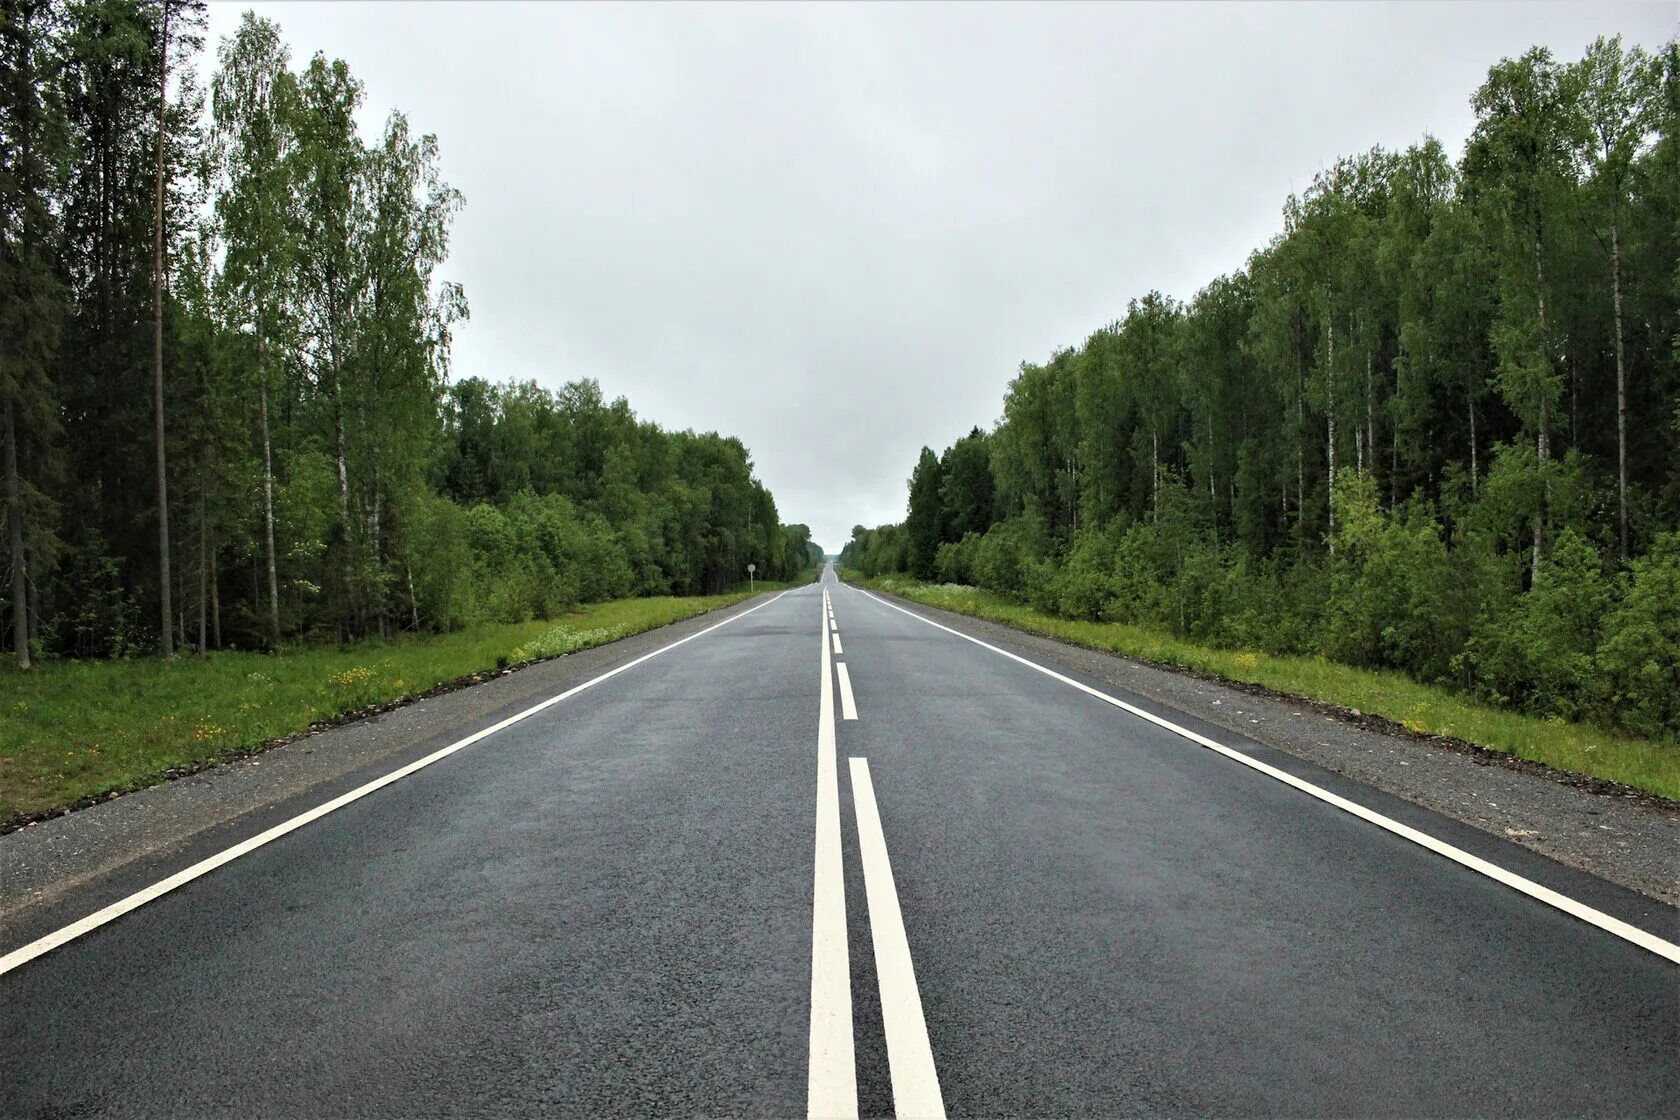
835,662 -> 859,722
809,593 -> 857,1117
0,590 -> 798,979
857,589 -> 1680,966
848,757 -> 945,1119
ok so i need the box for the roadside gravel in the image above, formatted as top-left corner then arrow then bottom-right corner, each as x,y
0,595 -> 776,950
878,591 -> 1680,908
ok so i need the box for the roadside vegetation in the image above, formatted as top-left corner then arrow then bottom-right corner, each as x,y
0,3 -> 822,669
844,38 -> 1680,784
849,574 -> 1680,802
0,579 -> 811,826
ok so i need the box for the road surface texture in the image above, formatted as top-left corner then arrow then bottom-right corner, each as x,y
2,567 -> 1676,1118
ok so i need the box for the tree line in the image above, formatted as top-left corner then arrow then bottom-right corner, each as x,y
0,2 -> 815,667
845,37 -> 1680,741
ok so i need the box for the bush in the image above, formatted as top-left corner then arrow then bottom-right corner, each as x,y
1326,478 -> 1459,681
973,516 -> 1045,596
935,533 -> 981,585
1596,533 -> 1680,740
1463,529 -> 1610,719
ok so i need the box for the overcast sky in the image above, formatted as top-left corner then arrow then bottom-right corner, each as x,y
204,1 -> 1677,554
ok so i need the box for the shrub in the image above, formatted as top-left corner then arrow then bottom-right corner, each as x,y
1464,529 -> 1610,719
1596,533 -> 1680,740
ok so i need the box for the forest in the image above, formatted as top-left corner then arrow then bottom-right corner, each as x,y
844,37 -> 1680,743
0,1 -> 817,669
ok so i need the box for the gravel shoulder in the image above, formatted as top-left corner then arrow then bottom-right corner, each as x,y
0,594 -> 781,951
872,590 -> 1680,909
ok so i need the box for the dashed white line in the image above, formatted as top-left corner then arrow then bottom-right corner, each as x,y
849,757 -> 946,1119
832,633 -> 843,656
835,662 -> 858,721
0,590 -> 800,980
856,588 -> 1680,967
809,592 -> 857,1118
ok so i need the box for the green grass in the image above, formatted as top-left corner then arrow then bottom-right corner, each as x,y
0,584 -> 799,824
851,574 -> 1680,803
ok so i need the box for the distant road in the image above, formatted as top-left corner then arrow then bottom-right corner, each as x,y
2,565 -> 1677,1117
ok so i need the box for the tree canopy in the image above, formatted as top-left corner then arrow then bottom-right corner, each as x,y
0,3 -> 814,662
844,35 -> 1680,741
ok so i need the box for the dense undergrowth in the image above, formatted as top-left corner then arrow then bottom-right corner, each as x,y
850,573 -> 1680,803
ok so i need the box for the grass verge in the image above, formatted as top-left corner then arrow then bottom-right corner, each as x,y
850,574 -> 1680,803
0,584 -> 797,825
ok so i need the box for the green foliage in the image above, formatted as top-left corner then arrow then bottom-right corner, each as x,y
1,4 -> 811,665
1597,533 -> 1680,738
855,34 -> 1680,749
904,447 -> 944,580
852,574 -> 1680,802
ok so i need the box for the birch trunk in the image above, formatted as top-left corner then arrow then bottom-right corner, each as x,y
210,530 -> 221,650
1326,315 -> 1337,551
4,393 -> 29,670
152,0 -> 173,658
1611,218 -> 1628,559
259,376 -> 280,647
1532,228 -> 1549,584
197,482 -> 207,656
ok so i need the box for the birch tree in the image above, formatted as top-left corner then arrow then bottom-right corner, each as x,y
211,11 -> 292,646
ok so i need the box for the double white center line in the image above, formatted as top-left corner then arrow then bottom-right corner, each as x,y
810,587 -> 945,1119
809,589 -> 856,1111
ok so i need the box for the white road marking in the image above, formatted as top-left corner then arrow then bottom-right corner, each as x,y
829,615 -> 838,632
809,594 -> 857,1118
832,633 -> 843,656
857,589 -> 1680,967
848,757 -> 946,1119
835,662 -> 859,721
0,590 -> 800,980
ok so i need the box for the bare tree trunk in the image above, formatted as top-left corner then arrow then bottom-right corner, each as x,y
329,332 -> 353,639
209,532 -> 221,650
406,561 -> 419,631
4,393 -> 29,671
197,482 -> 207,656
1296,359 -> 1305,541
1151,429 -> 1159,523
370,459 -> 386,639
152,0 -> 174,658
1326,315 -> 1337,553
1365,350 -> 1374,486
259,377 -> 280,648
1611,219 -> 1628,559
1532,228 -> 1549,584
1468,391 -> 1478,497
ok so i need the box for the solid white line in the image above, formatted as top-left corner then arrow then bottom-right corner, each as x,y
809,596 -> 857,1118
0,590 -> 798,980
832,633 -> 843,656
848,757 -> 946,1119
835,662 -> 858,722
857,589 -> 1680,966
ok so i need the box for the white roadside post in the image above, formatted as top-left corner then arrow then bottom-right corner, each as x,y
748,562 -> 755,594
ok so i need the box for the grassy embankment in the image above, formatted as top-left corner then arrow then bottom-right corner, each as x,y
0,577 -> 811,824
848,573 -> 1680,802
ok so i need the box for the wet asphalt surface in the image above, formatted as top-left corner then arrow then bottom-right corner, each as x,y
1,568 -> 1676,1117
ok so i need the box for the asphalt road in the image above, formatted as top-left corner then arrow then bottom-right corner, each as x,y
2,566 -> 1676,1118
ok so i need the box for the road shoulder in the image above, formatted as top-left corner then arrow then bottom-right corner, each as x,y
0,592 -> 792,952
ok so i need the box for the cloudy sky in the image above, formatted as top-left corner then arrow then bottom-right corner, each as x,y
204,1 -> 1676,554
